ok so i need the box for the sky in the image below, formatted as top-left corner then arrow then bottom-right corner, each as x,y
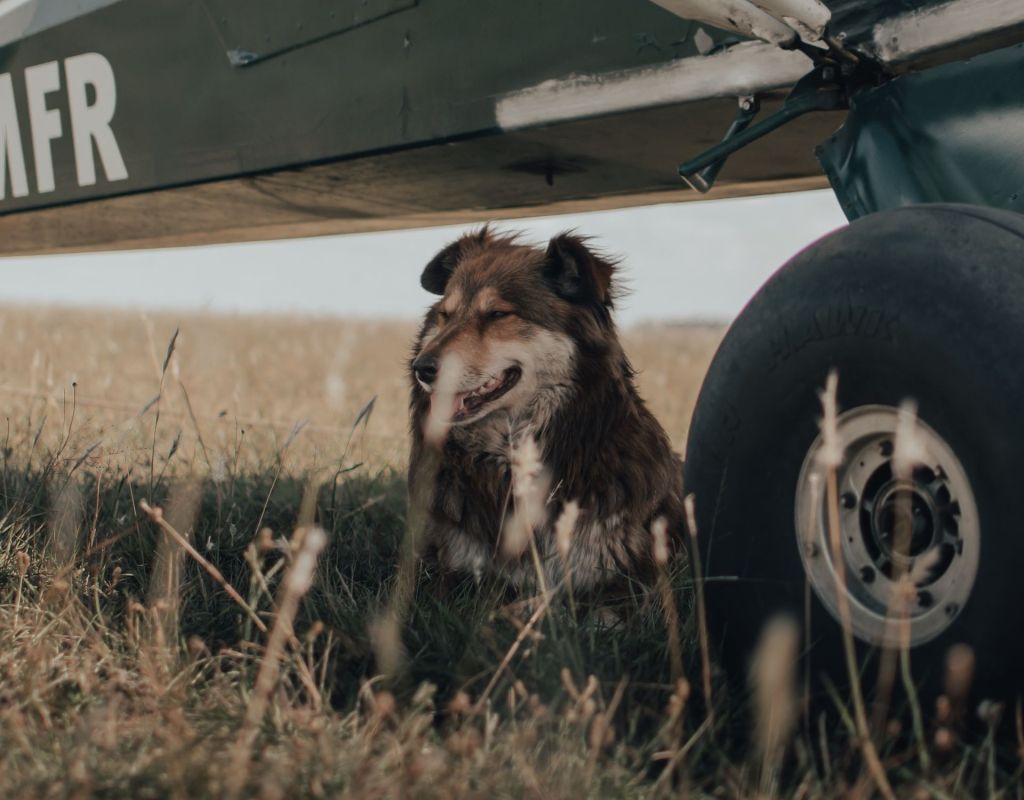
0,189 -> 846,326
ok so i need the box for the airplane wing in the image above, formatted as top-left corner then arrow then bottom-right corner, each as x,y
0,0 -> 1020,255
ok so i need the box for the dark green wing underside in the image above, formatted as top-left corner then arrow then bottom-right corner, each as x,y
0,0 -> 1019,254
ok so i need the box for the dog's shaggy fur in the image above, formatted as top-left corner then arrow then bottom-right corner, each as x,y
408,227 -> 684,592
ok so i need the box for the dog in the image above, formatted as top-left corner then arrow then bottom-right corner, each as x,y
408,227 -> 684,593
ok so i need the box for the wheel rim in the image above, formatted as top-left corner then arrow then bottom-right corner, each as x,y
794,405 -> 980,647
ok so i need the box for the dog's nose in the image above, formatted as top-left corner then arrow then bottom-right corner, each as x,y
413,355 -> 438,386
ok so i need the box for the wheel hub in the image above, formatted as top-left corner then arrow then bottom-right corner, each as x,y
795,405 -> 979,647
868,481 -> 936,566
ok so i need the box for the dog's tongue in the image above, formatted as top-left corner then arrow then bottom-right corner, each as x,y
444,376 -> 506,420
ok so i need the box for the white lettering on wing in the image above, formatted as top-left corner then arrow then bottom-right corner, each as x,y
65,52 -> 127,187
0,72 -> 29,199
0,51 -> 128,201
25,60 -> 62,193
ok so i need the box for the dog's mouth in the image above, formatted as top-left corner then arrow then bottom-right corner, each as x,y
453,367 -> 521,420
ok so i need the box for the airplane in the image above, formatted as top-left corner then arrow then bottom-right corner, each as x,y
0,0 -> 1013,256
2,0 -> 1023,697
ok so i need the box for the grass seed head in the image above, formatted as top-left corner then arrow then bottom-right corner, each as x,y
816,370 -> 843,469
371,610 -> 406,679
424,352 -> 463,446
934,726 -> 955,753
750,615 -> 799,770
977,700 -> 1004,727
893,399 -> 927,479
284,526 -> 327,595
555,500 -> 580,561
945,644 -> 975,703
501,434 -> 551,559
651,516 -> 669,566
447,691 -> 472,717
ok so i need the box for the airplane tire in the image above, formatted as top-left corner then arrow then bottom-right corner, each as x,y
683,204 -> 1024,701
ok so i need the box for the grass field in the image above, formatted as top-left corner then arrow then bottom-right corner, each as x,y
0,305 -> 1019,797
0,306 -> 722,471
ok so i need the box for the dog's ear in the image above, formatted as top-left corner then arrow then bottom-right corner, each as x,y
420,227 -> 491,295
420,241 -> 462,295
543,233 -> 616,307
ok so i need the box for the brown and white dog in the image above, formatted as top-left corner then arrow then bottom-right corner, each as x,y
408,227 -> 684,593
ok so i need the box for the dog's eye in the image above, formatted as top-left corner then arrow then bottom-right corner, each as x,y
487,310 -> 511,321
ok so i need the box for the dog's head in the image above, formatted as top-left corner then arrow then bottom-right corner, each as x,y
411,227 -> 619,432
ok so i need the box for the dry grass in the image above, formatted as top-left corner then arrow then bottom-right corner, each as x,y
0,305 -> 722,473
0,305 -> 1020,798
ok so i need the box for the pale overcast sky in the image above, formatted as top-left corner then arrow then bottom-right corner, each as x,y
0,189 -> 846,325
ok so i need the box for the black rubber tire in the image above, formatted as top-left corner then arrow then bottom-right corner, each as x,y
684,204 -> 1024,700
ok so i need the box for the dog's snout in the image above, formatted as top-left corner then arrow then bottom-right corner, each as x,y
413,355 -> 438,386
